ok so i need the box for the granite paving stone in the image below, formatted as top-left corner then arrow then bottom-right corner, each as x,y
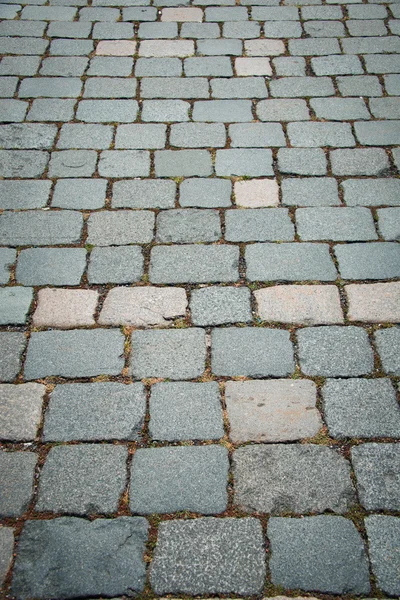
374,327 -> 400,375
225,379 -> 321,442
287,122 -> 356,147
0,450 -> 37,517
83,78 -> 137,99
190,286 -> 252,325
151,518 -> 265,595
113,179 -> 175,208
180,178 -> 232,207
36,444 -> 127,514
87,210 -> 154,245
52,178 -> 106,209
0,210 -> 83,247
196,39 -> 243,56
130,328 -> 206,379
98,150 -> 150,177
234,179 -> 279,207
87,246 -> 144,284
342,178 -> 400,206
365,516 -> 400,596
0,288 -> 33,326
0,383 -> 45,441
377,208 -> 400,240
346,282 -> 400,322
77,100 -> 138,123
87,57 -> 133,76
268,516 -> 370,594
149,381 -> 224,441
0,123 -> 57,149
0,150 -> 49,178
270,76 -> 334,97
229,123 -> 285,147
211,327 -> 294,377
170,123 -> 226,148
323,378 -> 400,438
0,333 -> 26,383
24,329 -> 125,379
351,443 -> 400,510
193,100 -> 252,122
33,289 -> 98,328
0,249 -> 16,284
141,78 -> 209,100
11,517 -> 148,599
296,207 -> 377,241
278,149 -> 327,175
225,208 -> 294,241
233,444 -> 355,514
257,99 -> 310,121
115,125 -> 166,149
16,248 -> 87,286
215,149 -> 273,176
0,528 -> 14,586
235,57 -> 272,76
156,209 -> 221,242
330,148 -> 389,176
354,120 -> 400,146
43,382 -> 146,441
337,74 -> 383,95
155,150 -> 212,176
99,286 -> 187,326
130,445 -> 229,514
335,242 -> 400,280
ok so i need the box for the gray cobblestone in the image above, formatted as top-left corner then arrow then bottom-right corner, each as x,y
257,99 -> 310,121
98,150 -> 149,177
0,451 -> 36,516
289,38 -> 341,55
27,98 -> 75,122
223,21 -> 260,38
0,123 -> 57,149
0,249 -> 16,284
19,77 -> 82,98
375,327 -> 400,375
0,20 -> 46,37
115,124 -> 166,149
88,246 -> 144,283
211,77 -> 267,98
92,22 -> 133,38
156,208 -> 221,242
77,99 -> 138,122
0,37 -> 48,55
304,19 -> 345,36
57,124 -> 112,149
0,77 -> 18,98
135,57 -> 182,77
343,178 -> 400,206
87,210 -> 153,245
138,22 -> 177,38
185,56 -> 233,75
181,23 -> 220,38
83,78 -> 137,98
335,242 -> 400,279
170,123 -> 226,147
141,77 -> 208,99
252,6 -> 299,20
271,76 -> 334,97
216,149 -> 273,176
278,149 -> 327,175
21,5 -> 76,19
88,56 -> 133,76
312,55 -> 363,76
0,99 -> 28,122
0,210 -> 83,247
273,56 -> 306,76
296,207 -> 377,241
52,178 -> 106,209
190,286 -> 252,325
205,6 -> 247,20
225,208 -> 294,241
16,247 -> 86,286
193,100 -> 252,122
352,443 -> 400,510
302,5 -> 342,19
288,122 -> 356,147
0,528 -> 13,585
123,6 -> 157,21
365,516 -> 400,596
79,6 -> 119,20
355,120 -> 400,145
49,149 -> 97,177
384,74 -> 400,95
180,178 -> 232,207
0,180 -> 51,209
0,333 -> 26,383
50,38 -> 93,55
377,208 -> 400,240
343,36 -> 400,54
47,21 -> 92,37
40,56 -> 88,76
0,150 -> 49,178
365,54 -> 400,74
113,179 -> 175,208
331,148 -> 389,175
155,149 -> 212,176
311,97 -> 369,120
142,99 -> 189,122
230,123 -> 285,147
0,57 -> 41,76
263,21 -> 302,37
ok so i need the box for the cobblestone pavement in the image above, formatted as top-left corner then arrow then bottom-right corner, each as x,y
0,0 -> 400,596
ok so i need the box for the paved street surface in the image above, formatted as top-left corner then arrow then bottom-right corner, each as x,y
0,0 -> 399,596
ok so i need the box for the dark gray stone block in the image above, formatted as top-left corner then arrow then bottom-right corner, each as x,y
335,242 -> 400,280
190,286 -> 252,326
365,515 -> 400,596
0,332 -> 26,382
16,248 -> 86,286
352,443 -> 400,510
0,527 -> 13,585
88,246 -> 144,284
375,327 -> 400,375
0,450 -> 36,517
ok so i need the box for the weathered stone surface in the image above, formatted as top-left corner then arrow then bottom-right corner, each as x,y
255,285 -> 343,325
151,518 -> 265,595
352,443 -> 400,511
149,381 -> 224,441
0,332 -> 26,382
233,444 -> 355,513
0,287 -> 33,325
0,450 -> 36,517
375,327 -> 400,374
43,382 -> 146,442
11,517 -> 148,599
234,179 -> 279,207
33,289 -> 98,328
88,246 -> 144,284
225,379 -> 321,443
36,444 -> 127,514
99,287 -> 187,326
365,515 -> 400,596
323,378 -> 400,439
190,286 -> 252,325
0,383 -> 45,441
0,527 -> 14,586
130,445 -> 228,514
268,516 -> 370,594
346,282 -> 400,322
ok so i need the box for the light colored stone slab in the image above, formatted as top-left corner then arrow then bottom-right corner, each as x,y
346,282 -> 400,322
99,286 -> 187,326
33,289 -> 98,328
96,40 -> 136,56
161,8 -> 203,21
139,40 -> 194,57
225,379 -> 322,442
0,383 -> 45,441
255,285 -> 344,325
234,179 -> 279,207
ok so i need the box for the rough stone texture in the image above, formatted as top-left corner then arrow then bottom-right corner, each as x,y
130,328 -> 206,380
156,209 -> 221,243
343,179 -> 400,207
0,383 -> 45,441
17,247 -> 87,286
130,445 -> 228,514
0,450 -> 37,517
225,379 -> 321,443
365,516 -> 400,596
52,178 -> 106,209
233,445 -> 355,514
190,286 -> 252,325
149,381 -> 224,441
323,378 -> 400,439
0,527 -> 14,586
225,208 -> 294,242
234,179 -> 278,207
377,207 -> 400,240
180,178 -> 231,208
268,516 -> 370,594
346,282 -> 400,322
374,327 -> 400,375
0,332 -> 26,382
0,287 -> 33,325
151,518 -> 265,595
352,443 -> 400,511
99,287 -> 187,326
24,330 -> 125,380
36,445 -> 127,514
43,382 -> 146,442
33,289 -> 98,328
87,210 -> 154,245
296,207 -> 377,242
281,178 -> 339,206
211,328 -> 294,377
113,179 -> 175,209
88,246 -> 143,284
11,517 -> 148,599
0,210 -> 83,247
255,285 -> 343,325
335,242 -> 400,280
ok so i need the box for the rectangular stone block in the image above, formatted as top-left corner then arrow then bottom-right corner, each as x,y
0,123 -> 57,149
87,210 -> 154,245
270,76 -> 335,97
88,246 -> 143,284
0,210 -> 83,247
112,179 -> 175,208
139,40 -> 194,57
229,123 -> 285,147
33,289 -> 98,328
154,150 -> 212,176
184,56 -> 233,76
170,123 -> 226,148
225,208 -> 294,241
354,121 -> 400,146
141,99 -> 190,122
0,383 -> 45,441
52,179 -> 106,209
83,78 -> 137,98
156,208 -> 221,242
0,180 -> 51,209
215,149 -> 273,176
140,77 -> 209,98
98,150 -> 150,177
193,99 -> 252,122
0,288 -> 33,326
16,248 -> 86,286
180,178 -> 232,207
0,150 -> 49,178
343,178 -> 400,206
257,99 -> 310,121
296,207 -> 377,241
287,122 -> 356,147
76,99 -> 138,123
335,242 -> 400,280
210,77 -> 267,98
115,124 -> 166,149
346,282 -> 400,322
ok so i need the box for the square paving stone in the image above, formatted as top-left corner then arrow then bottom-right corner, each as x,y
130,445 -> 228,514
211,328 -> 294,377
179,178 -> 232,208
225,208 -> 294,242
0,450 -> 37,517
99,286 -> 187,327
0,332 -> 26,382
233,444 -> 355,514
255,285 -> 343,325
24,329 -> 125,380
0,383 -> 45,441
0,287 -> 33,325
36,445 -> 127,515
268,516 -> 370,594
52,178 -> 107,210
374,327 -> 400,375
149,381 -> 224,441
150,518 -> 265,595
323,378 -> 400,439
88,246 -> 144,284
16,248 -> 87,286
156,209 -> 221,243
335,242 -> 400,280
33,289 -> 98,328
365,515 -> 400,596
346,282 -> 400,323
43,382 -> 146,442
11,517 -> 148,599
0,527 -> 14,586
225,379 -> 321,442
87,210 -> 154,245
130,328 -> 206,380
297,326 -> 374,376
190,286 -> 252,326
246,243 -> 337,282
352,443 -> 400,511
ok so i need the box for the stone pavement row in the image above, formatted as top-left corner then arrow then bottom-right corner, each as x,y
0,0 -> 399,598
